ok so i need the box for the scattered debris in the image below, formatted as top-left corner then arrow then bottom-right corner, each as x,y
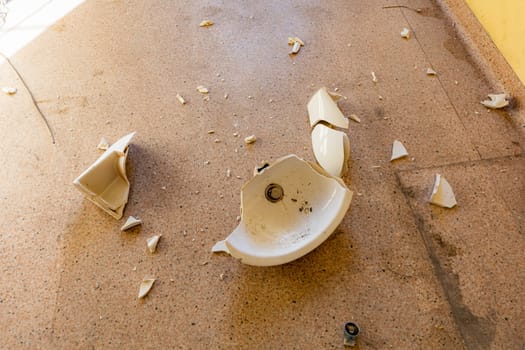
400,27 -> 411,39
371,71 -> 378,83
204,160 -> 210,165
343,322 -> 360,347
390,140 -> 408,161
426,68 -> 437,76
176,93 -> 186,105
214,139 -> 221,143
199,19 -> 214,27
224,93 -> 229,99
138,278 -> 155,299
288,37 -> 305,55
2,86 -> 17,95
378,95 -> 383,100
97,137 -> 110,151
481,93 -> 509,109
207,130 -> 215,134
328,90 -> 345,101
146,235 -> 161,253
196,86 -> 209,94
219,273 -> 225,280
226,169 -> 231,177
244,135 -> 257,144
429,174 -> 457,208
121,216 -> 143,231
233,132 -> 239,137
349,114 -> 361,123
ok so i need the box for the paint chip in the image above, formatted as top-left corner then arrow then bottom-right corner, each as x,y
390,140 -> 408,161
199,20 -> 214,27
147,235 -> 161,253
138,278 -> 155,299
121,216 -> 142,231
480,93 -> 509,109
429,174 -> 457,208
400,28 -> 410,39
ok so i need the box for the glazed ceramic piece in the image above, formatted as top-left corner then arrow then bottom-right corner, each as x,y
147,235 -> 161,253
214,154 -> 353,266
73,132 -> 136,219
121,216 -> 142,231
307,87 -> 349,129
429,174 -> 457,208
138,278 -> 155,299
481,93 -> 509,109
390,140 -> 408,161
311,123 -> 350,177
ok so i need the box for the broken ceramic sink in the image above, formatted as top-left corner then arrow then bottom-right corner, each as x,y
213,154 -> 353,266
311,123 -> 350,177
73,132 -> 136,219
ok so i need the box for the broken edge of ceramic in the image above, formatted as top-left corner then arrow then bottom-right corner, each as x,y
429,174 -> 457,208
311,123 -> 350,177
219,154 -> 353,266
390,140 -> 408,161
211,240 -> 231,254
73,132 -> 136,219
307,87 -> 349,129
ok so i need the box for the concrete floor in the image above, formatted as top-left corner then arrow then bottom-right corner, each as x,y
0,0 -> 524,349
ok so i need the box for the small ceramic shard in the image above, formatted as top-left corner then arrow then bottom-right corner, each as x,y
121,216 -> 142,231
290,41 -> 302,54
426,68 -> 437,76
97,137 -> 110,151
146,235 -> 161,253
214,139 -> 221,143
400,27 -> 410,39
224,93 -> 229,99
311,123 -> 350,177
199,19 -> 214,27
244,135 -> 256,144
371,71 -> 378,83
176,93 -> 186,105
207,130 -> 215,134
349,114 -> 361,123
196,86 -> 209,94
429,174 -> 457,208
390,140 -> 408,161
288,37 -> 305,46
480,93 -> 509,109
327,91 -> 344,101
138,278 -> 155,299
226,169 -> 231,177
2,87 -> 17,95
212,240 -> 231,254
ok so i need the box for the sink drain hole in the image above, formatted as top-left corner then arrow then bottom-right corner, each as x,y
265,183 -> 284,203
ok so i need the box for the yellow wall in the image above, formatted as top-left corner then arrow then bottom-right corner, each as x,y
465,0 -> 525,84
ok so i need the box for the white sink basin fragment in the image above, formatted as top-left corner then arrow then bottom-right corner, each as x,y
73,132 -> 136,219
307,87 -> 349,129
215,155 -> 353,266
311,123 -> 350,177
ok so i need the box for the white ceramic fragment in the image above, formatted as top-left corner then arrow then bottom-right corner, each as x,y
147,235 -> 161,253
121,216 -> 142,231
211,240 -> 230,254
400,28 -> 410,39
138,278 -> 155,299
199,19 -> 214,27
480,93 -> 509,109
97,137 -> 109,151
291,41 -> 301,54
311,123 -> 350,177
349,114 -> 361,123
288,37 -> 305,46
2,87 -> 17,95
215,154 -> 353,266
426,68 -> 437,76
176,94 -> 186,105
307,87 -> 349,129
327,91 -> 345,101
429,174 -> 457,208
390,140 -> 408,161
244,135 -> 256,144
371,71 -> 378,83
196,86 -> 209,94
73,132 -> 136,219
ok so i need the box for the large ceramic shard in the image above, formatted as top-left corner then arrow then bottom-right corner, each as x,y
311,123 -> 349,177
73,132 -> 136,219
307,87 -> 349,129
213,155 -> 353,266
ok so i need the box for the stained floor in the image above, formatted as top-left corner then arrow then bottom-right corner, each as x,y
0,0 -> 524,349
